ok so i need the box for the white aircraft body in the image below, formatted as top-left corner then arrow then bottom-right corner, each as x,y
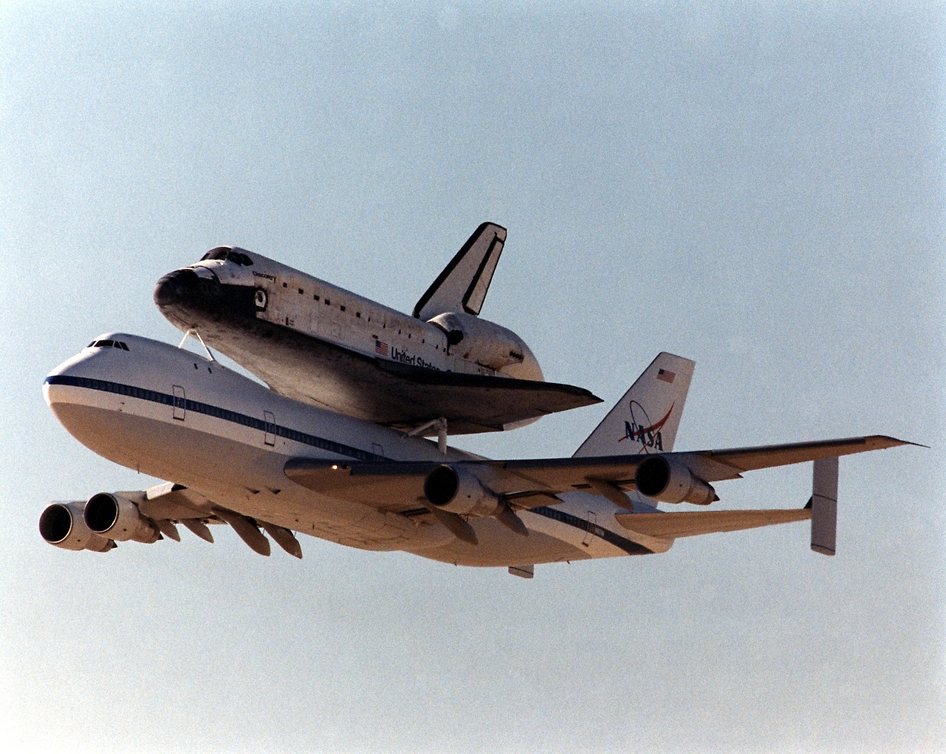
41,332 -> 911,576
153,223 -> 601,435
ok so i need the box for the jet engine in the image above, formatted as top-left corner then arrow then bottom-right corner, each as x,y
39,502 -> 115,552
426,312 -> 542,379
423,465 -> 502,517
634,456 -> 717,506
83,493 -> 161,543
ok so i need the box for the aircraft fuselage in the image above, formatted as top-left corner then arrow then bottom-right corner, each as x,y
44,334 -> 646,566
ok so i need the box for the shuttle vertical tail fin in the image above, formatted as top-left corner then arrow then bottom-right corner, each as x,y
413,223 -> 506,320
572,353 -> 695,458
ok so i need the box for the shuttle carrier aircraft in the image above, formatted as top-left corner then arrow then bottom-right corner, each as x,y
40,226 -> 913,577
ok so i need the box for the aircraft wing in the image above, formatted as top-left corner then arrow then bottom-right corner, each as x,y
372,359 -> 601,432
284,435 -> 912,511
121,482 -> 304,558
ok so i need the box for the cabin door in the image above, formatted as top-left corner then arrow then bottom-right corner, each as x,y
263,411 -> 276,446
172,385 -> 186,421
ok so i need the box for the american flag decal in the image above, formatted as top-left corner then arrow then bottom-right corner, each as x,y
657,369 -> 675,383
375,340 -> 389,357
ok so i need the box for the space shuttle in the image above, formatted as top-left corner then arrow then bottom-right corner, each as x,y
154,223 -> 601,435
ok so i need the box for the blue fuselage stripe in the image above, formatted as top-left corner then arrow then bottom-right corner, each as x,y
44,375 -> 385,462
529,506 -> 652,556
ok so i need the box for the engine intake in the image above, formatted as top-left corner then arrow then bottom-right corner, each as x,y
83,493 -> 160,543
39,502 -> 115,552
423,465 -> 501,517
635,456 -> 717,505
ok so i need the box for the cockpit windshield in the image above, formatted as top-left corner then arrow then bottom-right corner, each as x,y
200,247 -> 253,266
87,340 -> 130,351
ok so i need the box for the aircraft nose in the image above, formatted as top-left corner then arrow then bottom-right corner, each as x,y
153,269 -> 202,307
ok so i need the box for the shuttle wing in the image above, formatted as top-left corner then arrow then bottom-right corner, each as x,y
372,359 -> 601,432
211,321 -> 601,434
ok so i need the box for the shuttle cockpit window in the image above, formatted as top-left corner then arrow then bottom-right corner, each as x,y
201,247 -> 230,261
200,247 -> 253,266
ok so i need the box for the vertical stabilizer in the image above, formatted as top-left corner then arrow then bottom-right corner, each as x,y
413,223 -> 506,320
572,353 -> 695,458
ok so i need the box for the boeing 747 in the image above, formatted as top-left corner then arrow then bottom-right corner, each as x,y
41,332 -> 912,577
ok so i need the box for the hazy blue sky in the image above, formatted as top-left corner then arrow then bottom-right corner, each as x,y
1,2 -> 943,752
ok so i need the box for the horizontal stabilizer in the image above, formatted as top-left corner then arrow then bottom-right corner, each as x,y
615,508 -> 811,539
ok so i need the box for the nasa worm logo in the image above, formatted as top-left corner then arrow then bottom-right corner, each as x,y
619,401 -> 674,452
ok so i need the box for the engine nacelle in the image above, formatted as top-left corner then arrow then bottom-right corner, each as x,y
427,311 -> 542,379
39,502 -> 115,552
83,493 -> 160,543
423,465 -> 501,517
634,456 -> 717,506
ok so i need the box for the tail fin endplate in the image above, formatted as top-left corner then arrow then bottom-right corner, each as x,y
810,456 -> 839,556
572,353 -> 695,459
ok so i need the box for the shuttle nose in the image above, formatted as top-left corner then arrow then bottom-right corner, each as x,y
153,268 -> 202,307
